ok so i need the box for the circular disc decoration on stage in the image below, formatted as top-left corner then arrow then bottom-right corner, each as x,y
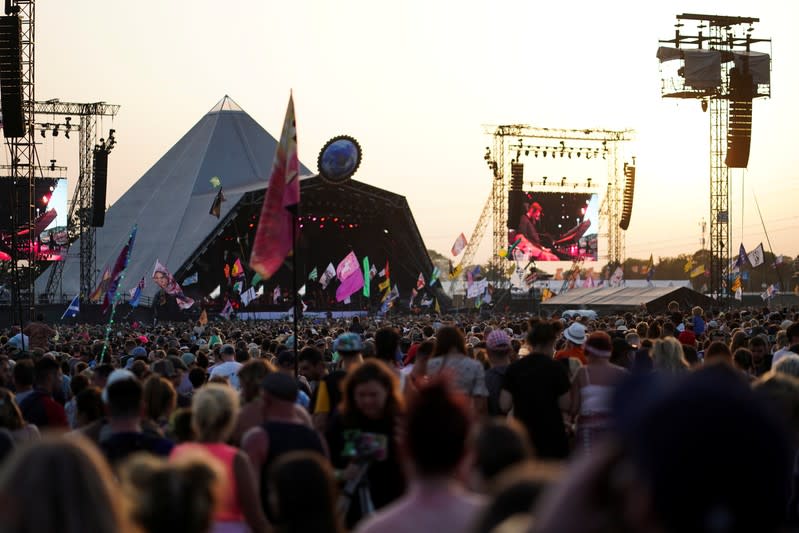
318,135 -> 362,184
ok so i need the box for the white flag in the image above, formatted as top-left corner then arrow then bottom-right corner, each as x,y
451,232 -> 468,256
747,243 -> 765,268
319,262 -> 336,289
209,285 -> 221,299
298,284 -> 306,297
240,287 -> 257,306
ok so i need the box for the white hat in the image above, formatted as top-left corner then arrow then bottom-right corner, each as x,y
781,320 -> 794,330
617,325 -> 629,332
563,323 -> 587,345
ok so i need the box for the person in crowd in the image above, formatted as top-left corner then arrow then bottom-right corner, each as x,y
312,332 -> 363,433
275,350 -> 312,408
74,386 -> 105,429
99,370 -> 174,466
484,330 -> 513,416
0,435 -> 132,533
242,372 -> 326,520
269,451 -> 345,533
354,378 -> 483,533
23,314 -> 56,352
142,375 -> 178,435
773,322 -> 799,368
471,417 -> 532,491
18,356 -> 68,430
749,334 -> 772,376
425,326 -> 488,414
704,340 -> 734,367
171,384 -> 269,533
555,322 -> 587,364
569,331 -> 628,454
122,450 -> 222,533
298,346 -> 328,396
209,344 -> 242,390
374,326 -> 401,368
12,359 -> 34,404
651,337 -> 690,375
326,360 -> 406,528
232,359 -> 272,444
774,354 -> 799,379
64,373 -> 90,428
500,319 -> 571,459
0,386 -> 40,444
0,355 -> 12,390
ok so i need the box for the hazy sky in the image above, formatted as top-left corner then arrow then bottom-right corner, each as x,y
23,0 -> 799,268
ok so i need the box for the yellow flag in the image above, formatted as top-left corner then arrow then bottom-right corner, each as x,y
378,278 -> 390,292
434,298 -> 441,314
450,265 -> 463,279
731,276 -> 742,292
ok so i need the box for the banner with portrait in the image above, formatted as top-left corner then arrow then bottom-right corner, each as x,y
152,259 -> 195,310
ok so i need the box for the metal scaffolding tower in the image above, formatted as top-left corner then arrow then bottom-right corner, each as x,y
39,100 -> 120,303
658,13 -> 771,299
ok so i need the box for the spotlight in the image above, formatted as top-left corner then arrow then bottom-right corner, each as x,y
561,177 -> 567,186
49,159 -> 56,171
542,151 -> 547,157
40,128 -> 46,138
52,125 -> 59,137
701,99 -> 708,112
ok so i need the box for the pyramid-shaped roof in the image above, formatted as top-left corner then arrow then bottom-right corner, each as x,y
37,96 -> 311,301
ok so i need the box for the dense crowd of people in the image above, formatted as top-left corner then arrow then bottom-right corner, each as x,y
1,302 -> 798,532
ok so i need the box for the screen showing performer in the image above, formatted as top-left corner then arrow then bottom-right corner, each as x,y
508,191 -> 599,261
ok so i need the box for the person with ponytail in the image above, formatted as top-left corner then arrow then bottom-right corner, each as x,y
499,318 -> 572,459
568,331 -> 628,455
354,377 -> 483,533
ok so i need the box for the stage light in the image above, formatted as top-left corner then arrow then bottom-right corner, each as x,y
52,125 -> 59,137
49,185 -> 54,191
534,151 -> 539,158
587,178 -> 592,187
542,150 -> 547,157
551,151 -> 555,158
50,159 -> 56,171
40,127 -> 46,138
701,99 -> 708,112
41,195 -> 49,204
383,229 -> 389,234
561,177 -> 566,186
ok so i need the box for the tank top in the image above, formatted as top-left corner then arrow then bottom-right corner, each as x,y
171,442 -> 243,522
579,366 -> 614,416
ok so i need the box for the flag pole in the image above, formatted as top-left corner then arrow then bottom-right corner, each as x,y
290,204 -> 299,377
100,225 -> 137,364
753,192 -> 784,306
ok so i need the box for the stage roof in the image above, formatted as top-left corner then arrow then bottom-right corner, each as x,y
541,286 -> 716,313
37,96 -> 313,301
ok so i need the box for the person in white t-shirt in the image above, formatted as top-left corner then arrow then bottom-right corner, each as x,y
209,344 -> 242,390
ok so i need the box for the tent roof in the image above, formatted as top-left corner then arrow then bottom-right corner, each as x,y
38,95 -> 312,300
541,286 -> 715,312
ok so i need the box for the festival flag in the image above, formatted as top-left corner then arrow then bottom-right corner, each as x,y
416,272 -> 425,290
381,284 -> 399,304
231,258 -> 245,279
61,294 -> 80,320
734,243 -> 748,269
249,94 -> 300,280
209,176 -> 221,188
183,272 -> 198,286
223,264 -> 231,281
209,285 -> 221,299
319,262 -> 336,289
273,286 -> 281,302
103,226 -> 138,314
429,266 -> 441,287
90,265 -> 112,302
298,284 -> 306,297
378,261 -> 391,292
256,285 -> 264,297
370,263 -> 377,279
747,243 -> 765,268
128,277 -> 145,308
335,251 -> 364,302
731,276 -> 742,293
308,267 -> 318,281
220,299 -> 233,319
451,232 -> 467,256
198,309 -> 208,325
241,287 -> 257,306
684,259 -> 693,273
362,257 -> 371,297
410,287 -> 418,303
610,266 -> 624,287
420,296 -> 433,307
646,254 -> 655,283
251,272 -> 263,287
434,298 -> 441,314
467,269 -> 474,289
233,280 -> 243,294
541,287 -> 554,302
735,288 -> 743,301
209,188 -> 225,218
689,264 -> 706,278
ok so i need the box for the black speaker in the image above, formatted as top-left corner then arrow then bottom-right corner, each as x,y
0,16 -> 23,138
510,162 -> 524,191
619,163 -> 635,230
91,148 -> 108,227
726,67 -> 753,169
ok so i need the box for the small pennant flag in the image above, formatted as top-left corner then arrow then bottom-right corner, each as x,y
209,188 -> 226,218
129,277 -> 145,308
416,272 -> 425,290
241,287 -> 257,306
251,272 -> 262,287
298,284 -> 306,297
451,232 -> 468,256
319,262 -> 336,289
735,243 -> 748,269
747,243 -> 765,268
209,285 -> 221,299
231,258 -> 245,279
183,272 -> 198,286
370,263 -> 377,279
233,281 -> 243,294
273,286 -> 282,302
209,176 -> 221,188
731,276 -> 742,292
61,294 -> 80,319
434,298 -> 441,314
429,266 -> 441,287
199,309 -> 208,325
220,299 -> 233,319
308,267 -> 318,281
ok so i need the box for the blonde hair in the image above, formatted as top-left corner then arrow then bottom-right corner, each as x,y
192,383 -> 240,442
652,337 -> 689,374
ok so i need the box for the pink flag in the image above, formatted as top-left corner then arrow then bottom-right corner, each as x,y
336,251 -> 364,302
250,94 -> 300,280
451,232 -> 467,256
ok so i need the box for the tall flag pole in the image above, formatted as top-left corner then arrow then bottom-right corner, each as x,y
100,225 -> 137,364
249,94 -> 300,373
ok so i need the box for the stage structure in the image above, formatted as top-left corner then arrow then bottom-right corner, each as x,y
36,100 -> 120,303
457,125 -> 634,285
658,13 -> 771,299
36,96 -> 438,316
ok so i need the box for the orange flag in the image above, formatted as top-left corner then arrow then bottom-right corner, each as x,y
250,94 -> 300,280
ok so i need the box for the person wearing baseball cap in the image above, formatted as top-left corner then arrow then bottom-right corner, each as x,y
556,322 -> 587,364
310,333 -> 364,433
485,329 -> 514,416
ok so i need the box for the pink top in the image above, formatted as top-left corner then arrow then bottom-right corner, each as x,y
171,442 -> 243,522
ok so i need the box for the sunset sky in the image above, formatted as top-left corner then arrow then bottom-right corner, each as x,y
21,0 -> 799,268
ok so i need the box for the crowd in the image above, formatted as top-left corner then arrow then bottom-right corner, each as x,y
0,302 -> 798,533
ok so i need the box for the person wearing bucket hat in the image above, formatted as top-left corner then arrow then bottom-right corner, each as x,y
556,322 -> 587,364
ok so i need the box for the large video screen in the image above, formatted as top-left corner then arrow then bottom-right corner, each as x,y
507,191 -> 599,261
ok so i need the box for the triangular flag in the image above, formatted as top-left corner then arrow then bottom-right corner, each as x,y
61,294 -> 80,319
128,277 -> 145,308
183,272 -> 198,286
429,266 -> 441,287
220,299 -> 233,319
249,94 -> 300,280
416,272 -> 425,290
209,188 -> 225,218
209,176 -> 221,188
209,285 -> 221,299
198,309 -> 208,325
251,272 -> 263,287
451,232 -> 467,256
298,284 -> 306,297
231,258 -> 245,279
319,262 -> 336,289
308,267 -> 318,281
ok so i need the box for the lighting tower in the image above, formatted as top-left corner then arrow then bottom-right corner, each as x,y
658,13 -> 771,299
